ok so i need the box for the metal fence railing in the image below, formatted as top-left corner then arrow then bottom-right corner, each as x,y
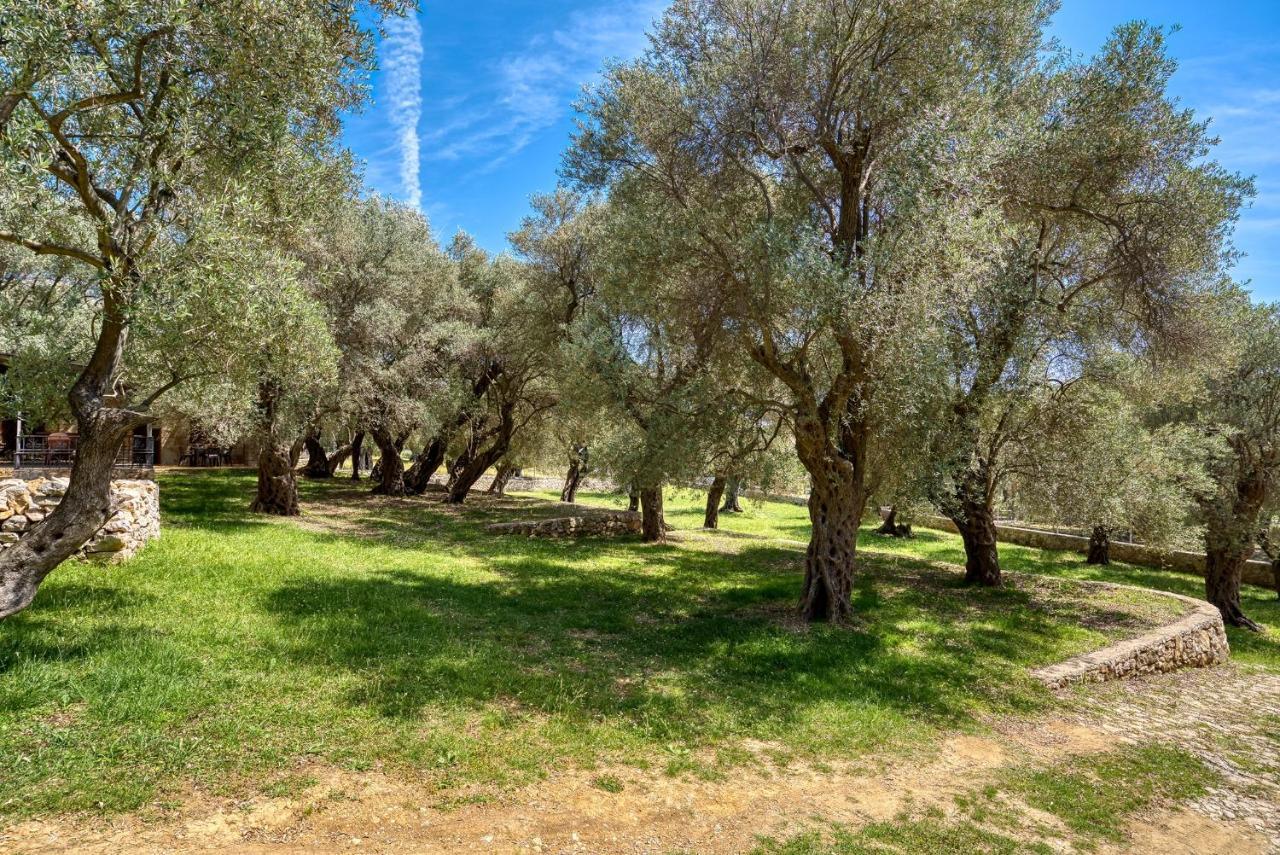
14,433 -> 156,471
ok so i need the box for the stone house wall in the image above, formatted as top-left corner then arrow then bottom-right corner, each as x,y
0,477 -> 160,562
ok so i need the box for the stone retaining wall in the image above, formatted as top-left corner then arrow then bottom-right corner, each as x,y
0,477 -> 160,562
486,510 -> 642,539
1031,582 -> 1230,690
918,514 -> 1275,589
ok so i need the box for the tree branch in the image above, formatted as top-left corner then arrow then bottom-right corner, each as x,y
0,230 -> 104,269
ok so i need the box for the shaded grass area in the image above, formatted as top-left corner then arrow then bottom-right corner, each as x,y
752,742 -> 1216,854
854,523 -> 1280,670
559,487 -> 1280,667
0,473 -> 1214,819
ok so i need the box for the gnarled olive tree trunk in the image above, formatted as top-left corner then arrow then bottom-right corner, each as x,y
1206,546 -> 1259,630
720,476 -> 743,513
793,414 -> 868,624
405,436 -> 447,494
301,427 -> 331,479
876,506 -> 898,536
446,400 -> 518,505
627,484 -> 640,513
560,446 -> 587,503
446,439 -> 508,504
704,475 -> 727,529
250,381 -> 301,516
939,463 -> 1002,587
1202,471 -> 1267,630
251,442 -> 301,515
324,436 -> 356,477
370,427 -> 406,496
407,360 -> 503,496
640,486 -> 665,543
348,431 -> 365,480
0,412 -> 138,619
0,308 -> 141,620
1086,525 -> 1111,565
953,501 -> 1000,586
876,507 -> 912,538
799,463 -> 863,623
486,462 -> 515,495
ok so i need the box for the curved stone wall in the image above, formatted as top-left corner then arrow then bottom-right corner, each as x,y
1031,582 -> 1230,690
0,477 -> 160,562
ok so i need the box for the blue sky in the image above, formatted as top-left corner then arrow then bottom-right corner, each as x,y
342,0 -> 1280,300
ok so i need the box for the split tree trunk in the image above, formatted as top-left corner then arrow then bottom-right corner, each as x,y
409,360 -> 503,496
561,457 -> 583,503
1205,546 -> 1262,631
302,429 -> 331,479
1086,525 -> 1111,565
446,443 -> 507,504
405,436 -> 447,494
445,404 -> 516,505
720,477 -> 743,513
487,462 -> 515,495
349,431 -> 365,480
704,476 -> 726,530
370,428 -> 406,496
640,486 -> 665,543
251,443 -> 300,515
325,441 -> 354,477
627,485 -> 640,513
876,507 -> 898,536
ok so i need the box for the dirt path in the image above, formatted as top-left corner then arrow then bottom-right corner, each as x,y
5,662 -> 1277,855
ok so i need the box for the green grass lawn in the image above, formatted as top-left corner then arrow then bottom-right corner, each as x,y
0,471 -> 1273,826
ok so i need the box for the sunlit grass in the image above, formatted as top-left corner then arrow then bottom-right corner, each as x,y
0,471 -> 1249,819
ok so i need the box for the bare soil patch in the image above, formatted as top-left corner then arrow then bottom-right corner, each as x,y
0,714 -> 1118,855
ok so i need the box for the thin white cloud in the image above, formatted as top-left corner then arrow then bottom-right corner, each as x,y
383,12 -> 425,209
423,0 -> 663,172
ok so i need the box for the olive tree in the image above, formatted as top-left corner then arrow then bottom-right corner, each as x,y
509,190 -> 601,503
925,23 -> 1249,586
1012,372 -> 1210,565
0,1 -> 402,618
1193,302 -> 1280,629
570,248 -> 729,542
569,0 -> 1044,620
304,196 -> 465,497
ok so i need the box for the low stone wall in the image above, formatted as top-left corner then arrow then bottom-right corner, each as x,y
919,514 -> 1275,590
0,477 -> 160,562
486,510 -> 642,539
1031,582 -> 1230,690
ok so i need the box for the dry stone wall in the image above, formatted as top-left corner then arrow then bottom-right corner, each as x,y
486,510 -> 642,539
916,513 -> 1275,589
1031,582 -> 1230,690
0,477 -> 160,562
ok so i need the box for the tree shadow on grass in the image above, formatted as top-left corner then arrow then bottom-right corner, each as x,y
151,473 -> 1179,746
0,583 -> 156,713
260,532 -> 1086,745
